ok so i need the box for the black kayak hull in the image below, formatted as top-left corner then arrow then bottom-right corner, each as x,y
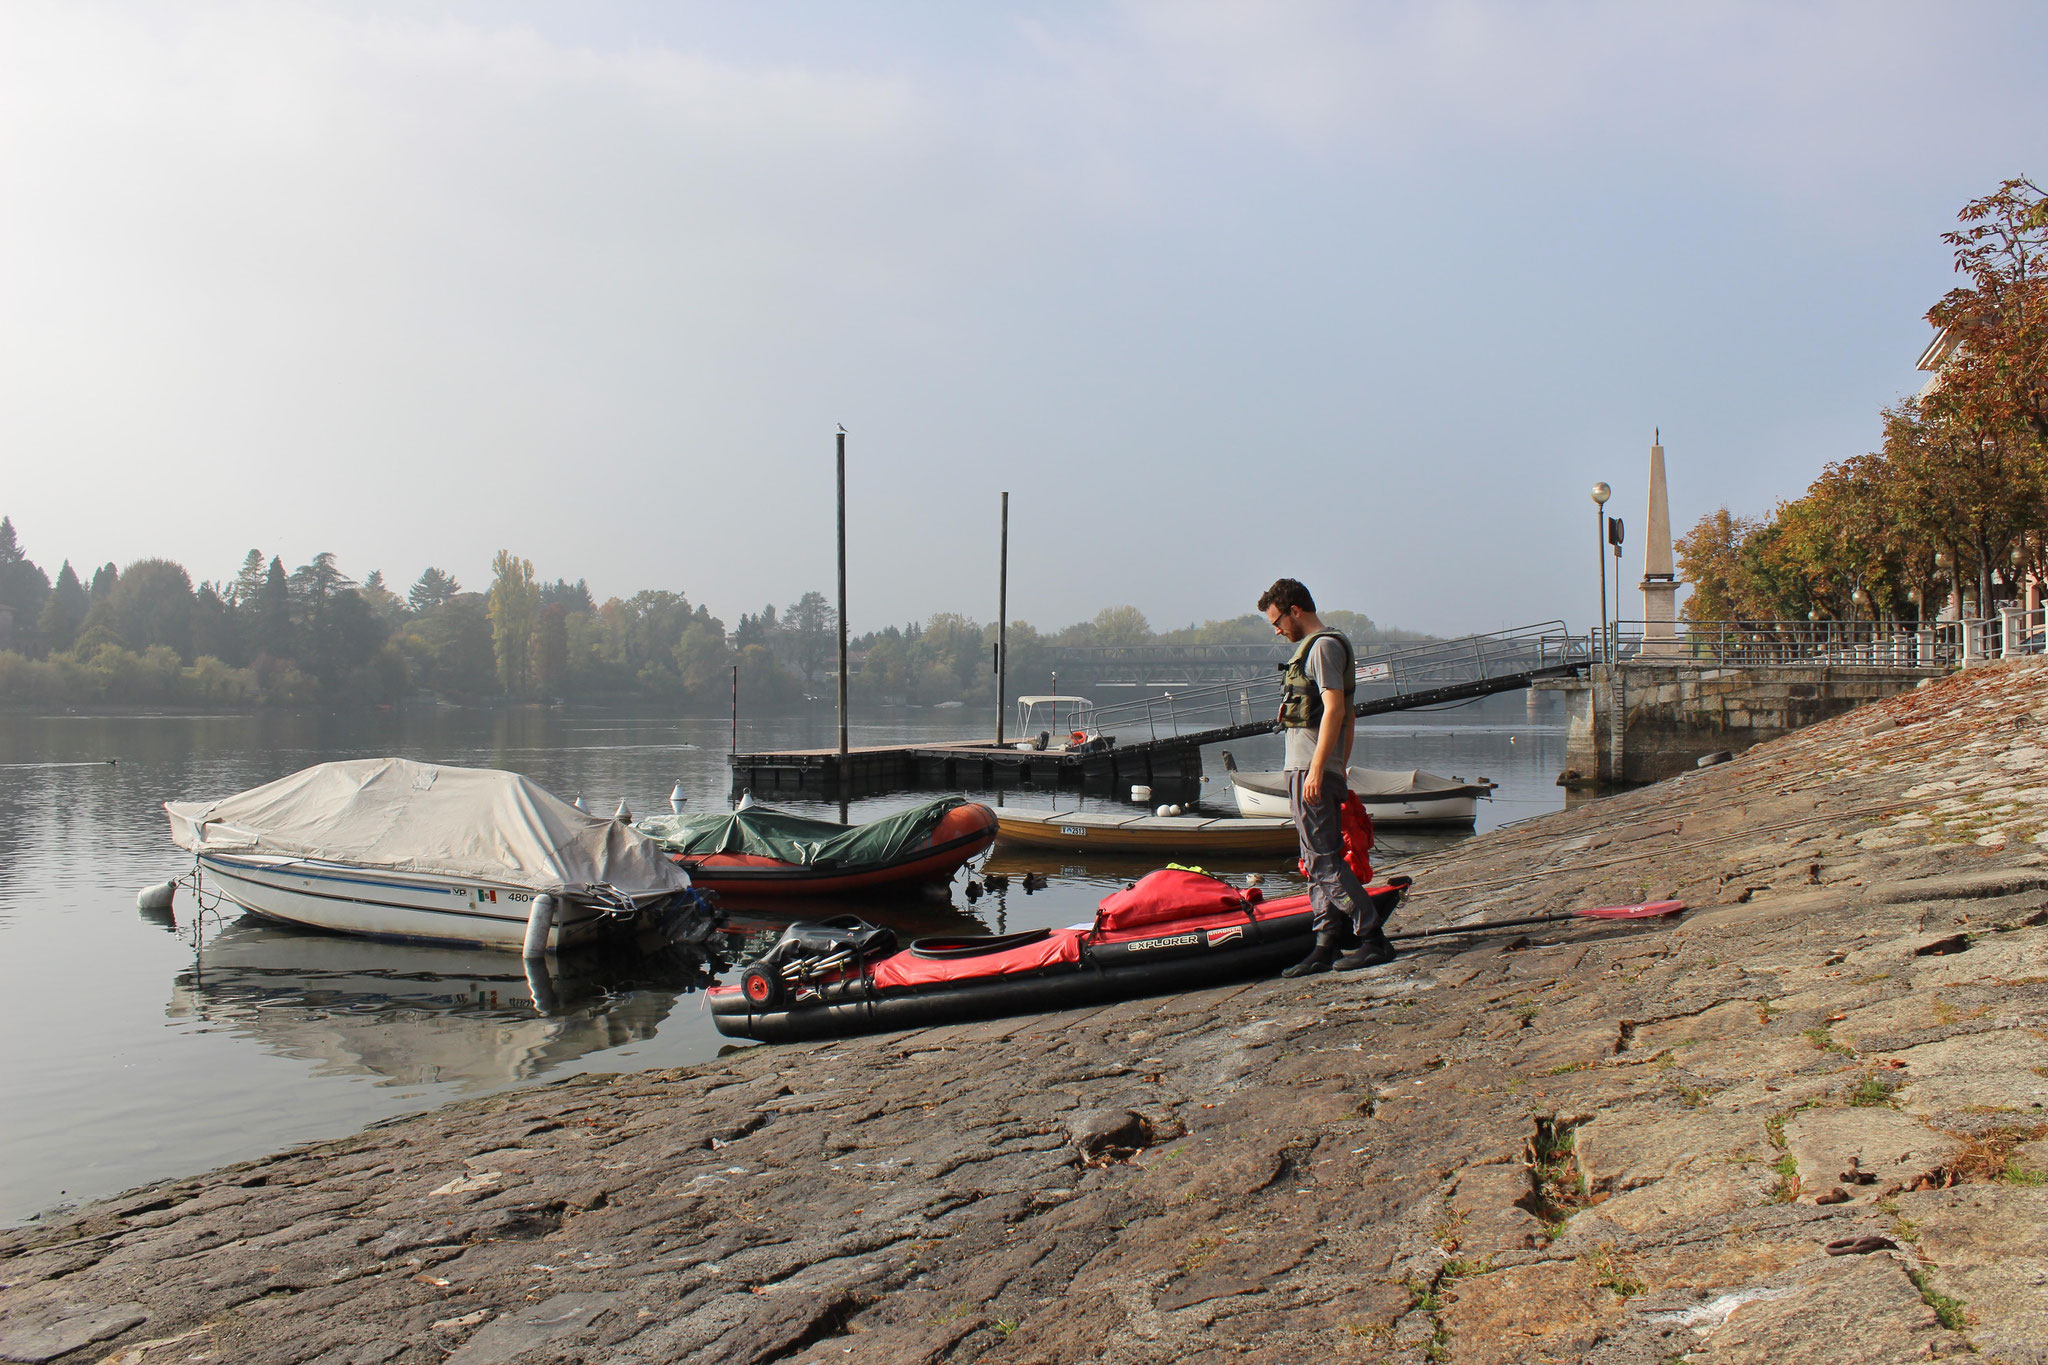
710,924 -> 1313,1044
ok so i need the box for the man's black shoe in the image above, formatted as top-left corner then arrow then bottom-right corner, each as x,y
1281,930 -> 1342,978
1334,930 -> 1397,971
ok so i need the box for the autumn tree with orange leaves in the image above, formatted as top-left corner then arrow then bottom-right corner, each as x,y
1680,178 -> 2048,625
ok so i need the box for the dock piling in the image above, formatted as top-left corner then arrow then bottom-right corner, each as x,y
836,429 -> 849,822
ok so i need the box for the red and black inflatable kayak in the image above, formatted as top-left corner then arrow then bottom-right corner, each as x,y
708,868 -> 1410,1043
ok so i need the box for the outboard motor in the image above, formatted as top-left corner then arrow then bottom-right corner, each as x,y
738,916 -> 898,1010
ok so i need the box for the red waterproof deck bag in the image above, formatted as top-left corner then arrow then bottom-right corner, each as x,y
1094,869 -> 1251,934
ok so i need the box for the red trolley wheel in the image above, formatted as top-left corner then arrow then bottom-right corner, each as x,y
741,966 -> 781,1010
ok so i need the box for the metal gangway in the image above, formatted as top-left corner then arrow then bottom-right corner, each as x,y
1083,621 -> 1592,747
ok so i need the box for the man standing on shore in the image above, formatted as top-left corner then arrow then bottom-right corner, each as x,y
1259,578 -> 1396,976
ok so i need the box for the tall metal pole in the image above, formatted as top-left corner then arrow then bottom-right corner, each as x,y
1595,503 -> 1609,666
836,430 -> 850,819
1591,485 -> 1612,667
996,491 -> 1009,746
730,664 -> 738,757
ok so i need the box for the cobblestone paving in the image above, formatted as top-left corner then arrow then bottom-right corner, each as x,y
7,663 -> 2048,1363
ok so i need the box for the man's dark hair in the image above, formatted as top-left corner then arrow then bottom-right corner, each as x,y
1258,578 -> 1315,614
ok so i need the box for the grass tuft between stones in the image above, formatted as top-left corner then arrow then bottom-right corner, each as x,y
1768,1152 -> 1800,1203
1906,1266 -> 1971,1331
1803,1025 -> 1853,1056
1848,1073 -> 1902,1107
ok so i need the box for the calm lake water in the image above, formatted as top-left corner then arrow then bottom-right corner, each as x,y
0,693 -> 1566,1226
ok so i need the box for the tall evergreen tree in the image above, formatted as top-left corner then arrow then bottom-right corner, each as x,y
539,577 -> 595,614
36,562 -> 89,653
290,551 -> 354,605
89,563 -> 117,603
191,583 -> 237,662
358,570 -> 408,627
230,549 -> 268,606
259,557 -> 293,659
408,567 -> 461,613
0,517 -> 51,633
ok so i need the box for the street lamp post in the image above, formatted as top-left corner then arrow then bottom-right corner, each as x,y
1591,482 -> 1612,666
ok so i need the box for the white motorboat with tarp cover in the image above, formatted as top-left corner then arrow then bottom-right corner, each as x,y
1220,753 -> 1495,827
165,759 -> 713,951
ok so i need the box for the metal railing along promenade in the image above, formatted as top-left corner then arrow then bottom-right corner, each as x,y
1084,621 -> 1592,745
1604,620 -> 1959,670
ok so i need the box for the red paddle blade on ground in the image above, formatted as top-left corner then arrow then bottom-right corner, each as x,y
1577,899 -> 1687,920
1389,899 -> 1688,942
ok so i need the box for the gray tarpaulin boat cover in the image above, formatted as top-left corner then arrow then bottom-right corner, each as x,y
638,797 -> 967,868
165,758 -> 691,898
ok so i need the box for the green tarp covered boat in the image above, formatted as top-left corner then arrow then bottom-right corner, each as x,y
637,798 -> 998,898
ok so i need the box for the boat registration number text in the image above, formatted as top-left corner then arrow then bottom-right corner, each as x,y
1059,825 -> 1086,836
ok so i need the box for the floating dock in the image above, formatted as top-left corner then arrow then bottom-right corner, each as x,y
730,623 -> 1591,801
728,737 -> 1205,801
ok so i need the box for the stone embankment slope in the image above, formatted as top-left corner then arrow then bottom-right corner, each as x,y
8,665 -> 2048,1365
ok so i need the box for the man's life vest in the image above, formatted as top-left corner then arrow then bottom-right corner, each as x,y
1277,629 -> 1356,731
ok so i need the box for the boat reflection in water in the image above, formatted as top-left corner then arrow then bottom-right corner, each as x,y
167,915 -> 722,1090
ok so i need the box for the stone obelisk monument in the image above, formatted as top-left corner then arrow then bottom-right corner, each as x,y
1640,429 -> 1681,655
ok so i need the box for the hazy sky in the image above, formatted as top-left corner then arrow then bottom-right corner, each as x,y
4,2 -> 2043,636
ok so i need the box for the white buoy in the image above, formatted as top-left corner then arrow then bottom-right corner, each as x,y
1167,804 -> 1184,817
573,795 -> 590,813
1155,804 -> 1170,817
670,782 -> 687,813
521,894 -> 557,959
614,799 -> 633,823
1131,785 -> 1152,803
136,881 -> 177,912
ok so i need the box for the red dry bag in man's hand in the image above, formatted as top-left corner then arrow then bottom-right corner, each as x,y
1299,790 -> 1374,884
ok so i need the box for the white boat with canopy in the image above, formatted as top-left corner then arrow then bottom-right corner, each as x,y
165,759 -> 710,953
1220,752 -> 1495,826
1011,695 -> 1100,750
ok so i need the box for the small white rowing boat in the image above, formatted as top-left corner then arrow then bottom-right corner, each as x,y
166,759 -> 707,952
1220,752 -> 1495,826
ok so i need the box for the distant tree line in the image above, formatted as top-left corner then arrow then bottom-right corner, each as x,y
1679,177 -> 2048,625
0,526 -> 1420,711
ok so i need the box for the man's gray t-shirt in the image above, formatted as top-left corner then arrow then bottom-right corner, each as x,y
1283,635 -> 1351,774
